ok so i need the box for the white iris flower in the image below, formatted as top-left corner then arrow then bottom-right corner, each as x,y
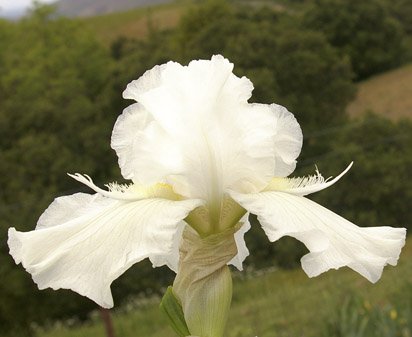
8,55 -> 406,335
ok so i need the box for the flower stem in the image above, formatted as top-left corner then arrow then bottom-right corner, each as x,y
99,307 -> 115,337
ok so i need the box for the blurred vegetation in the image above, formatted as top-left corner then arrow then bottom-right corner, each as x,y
322,291 -> 412,337
0,0 -> 411,335
304,0 -> 408,80
35,240 -> 412,337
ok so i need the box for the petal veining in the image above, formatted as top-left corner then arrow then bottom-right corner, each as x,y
114,55 -> 287,201
271,104 -> 303,177
8,193 -> 202,308
231,191 -> 406,283
111,103 -> 184,185
148,221 -> 186,273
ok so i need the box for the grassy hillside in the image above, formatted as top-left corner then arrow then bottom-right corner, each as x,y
80,1 -> 186,45
347,63 -> 412,120
79,1 -> 285,45
58,0 -> 172,17
79,1 -> 412,121
36,239 -> 411,337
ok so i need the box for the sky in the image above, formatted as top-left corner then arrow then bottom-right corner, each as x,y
0,0 -> 55,15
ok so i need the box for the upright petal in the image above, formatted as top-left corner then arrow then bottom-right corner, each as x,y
115,55 -> 304,201
111,103 -> 184,184
8,193 -> 201,308
271,104 -> 303,177
123,55 -> 253,137
231,191 -> 406,283
123,63 -> 169,101
116,55 -> 302,201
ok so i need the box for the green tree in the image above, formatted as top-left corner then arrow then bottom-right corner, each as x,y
0,5 -> 116,335
0,5 -> 182,335
248,113 -> 412,270
266,29 -> 354,131
171,1 -> 355,131
304,0 -> 406,79
308,113 -> 412,232
389,0 -> 412,35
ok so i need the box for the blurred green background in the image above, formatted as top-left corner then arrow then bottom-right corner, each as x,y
0,0 -> 411,336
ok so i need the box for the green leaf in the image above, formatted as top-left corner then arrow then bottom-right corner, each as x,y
160,286 -> 190,337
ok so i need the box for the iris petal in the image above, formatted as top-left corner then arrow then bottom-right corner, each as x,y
8,193 -> 201,308
114,55 -> 304,200
228,214 -> 251,271
264,162 -> 353,196
271,104 -> 303,177
111,103 -> 184,185
231,191 -> 406,282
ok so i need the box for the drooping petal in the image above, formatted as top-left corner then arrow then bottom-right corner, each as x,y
264,162 -> 353,196
8,193 -> 202,308
148,221 -> 185,273
228,214 -> 251,271
231,191 -> 406,283
36,193 -> 111,229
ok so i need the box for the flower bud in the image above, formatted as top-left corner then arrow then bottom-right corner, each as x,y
172,226 -> 238,337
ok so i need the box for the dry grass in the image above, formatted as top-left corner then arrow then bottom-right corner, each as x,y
81,2 -> 185,45
82,3 -> 412,122
78,0 -> 287,46
347,63 -> 412,120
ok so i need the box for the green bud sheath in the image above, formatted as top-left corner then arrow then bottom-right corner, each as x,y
172,226 -> 238,337
160,286 -> 191,337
